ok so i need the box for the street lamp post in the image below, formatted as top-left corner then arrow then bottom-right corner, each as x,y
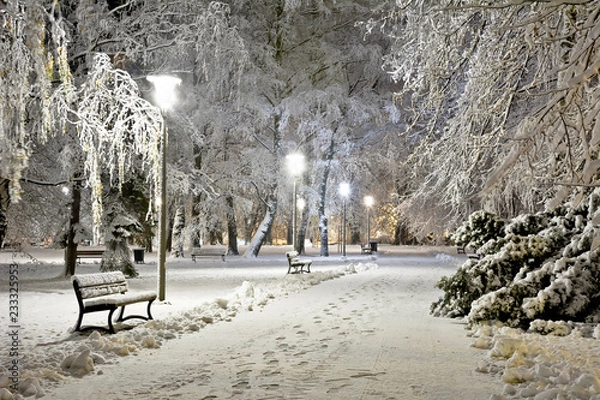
146,75 -> 181,302
364,196 -> 374,244
286,153 -> 305,251
339,183 -> 350,259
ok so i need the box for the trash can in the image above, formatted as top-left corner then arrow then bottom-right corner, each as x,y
133,248 -> 145,264
369,241 -> 378,253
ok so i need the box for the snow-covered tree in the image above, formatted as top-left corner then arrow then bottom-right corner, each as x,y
375,1 -> 600,236
72,53 -> 162,240
100,198 -> 142,278
0,1 -> 73,245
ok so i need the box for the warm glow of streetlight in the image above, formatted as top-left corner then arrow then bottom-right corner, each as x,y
146,75 -> 182,110
286,153 -> 305,176
364,195 -> 374,208
297,197 -> 306,210
339,182 -> 350,197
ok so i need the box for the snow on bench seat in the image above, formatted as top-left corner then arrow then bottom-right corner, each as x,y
83,291 -> 158,308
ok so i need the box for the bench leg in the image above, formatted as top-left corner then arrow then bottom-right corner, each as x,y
116,305 -> 126,322
147,299 -> 154,320
116,300 -> 155,324
107,309 -> 117,334
74,311 -> 84,332
73,307 -> 118,334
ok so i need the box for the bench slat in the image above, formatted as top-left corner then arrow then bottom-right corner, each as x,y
79,283 -> 128,299
84,291 -> 157,307
73,271 -> 125,287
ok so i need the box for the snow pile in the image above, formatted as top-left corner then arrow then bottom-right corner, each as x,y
0,263 -> 377,399
471,323 -> 600,399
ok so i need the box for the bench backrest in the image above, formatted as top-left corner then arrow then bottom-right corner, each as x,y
76,250 -> 105,255
72,271 -> 128,299
286,251 -> 299,264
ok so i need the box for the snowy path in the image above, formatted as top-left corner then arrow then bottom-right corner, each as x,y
47,259 -> 503,399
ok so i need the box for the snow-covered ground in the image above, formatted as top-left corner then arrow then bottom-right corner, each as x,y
0,245 -> 599,399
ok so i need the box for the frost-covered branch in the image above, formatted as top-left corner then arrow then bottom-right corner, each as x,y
377,0 -> 600,232
75,53 -> 162,240
0,1 -> 73,199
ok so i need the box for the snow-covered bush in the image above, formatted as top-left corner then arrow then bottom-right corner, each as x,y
433,192 -> 600,327
452,210 -> 505,250
100,203 -> 142,277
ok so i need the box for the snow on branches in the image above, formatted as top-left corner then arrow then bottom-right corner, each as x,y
0,1 -> 72,199
75,53 -> 162,241
377,1 -> 600,229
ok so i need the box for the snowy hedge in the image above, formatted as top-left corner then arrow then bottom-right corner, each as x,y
432,192 -> 600,328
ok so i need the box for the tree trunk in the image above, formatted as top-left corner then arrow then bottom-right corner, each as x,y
393,217 -> 413,245
64,178 -> 82,277
244,201 -> 260,244
297,200 -> 310,255
318,138 -> 335,256
225,195 -> 239,255
0,179 -> 9,248
172,205 -> 185,257
350,225 -> 361,245
243,192 -> 277,258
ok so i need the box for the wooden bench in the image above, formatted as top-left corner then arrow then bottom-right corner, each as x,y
456,245 -> 480,259
361,244 -> 373,255
191,247 -> 226,262
76,249 -> 105,264
285,251 -> 312,274
72,271 -> 157,334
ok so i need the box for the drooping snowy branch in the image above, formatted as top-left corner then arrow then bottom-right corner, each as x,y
0,1 -> 73,199
75,53 -> 162,240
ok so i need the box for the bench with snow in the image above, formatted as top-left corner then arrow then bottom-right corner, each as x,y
76,249 -> 105,264
285,251 -> 312,274
191,247 -> 226,262
456,245 -> 480,260
361,244 -> 373,255
72,271 -> 157,334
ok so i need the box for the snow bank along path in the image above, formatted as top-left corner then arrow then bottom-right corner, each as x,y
1,246 -> 599,399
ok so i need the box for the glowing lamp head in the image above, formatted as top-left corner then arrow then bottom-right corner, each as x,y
146,75 -> 182,110
286,153 -> 305,176
339,182 -> 350,198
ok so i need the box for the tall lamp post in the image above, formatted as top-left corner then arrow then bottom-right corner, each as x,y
286,153 -> 305,251
146,75 -> 181,301
339,182 -> 350,259
364,196 -> 374,244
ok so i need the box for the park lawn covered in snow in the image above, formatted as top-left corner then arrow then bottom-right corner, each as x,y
0,245 -> 598,399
